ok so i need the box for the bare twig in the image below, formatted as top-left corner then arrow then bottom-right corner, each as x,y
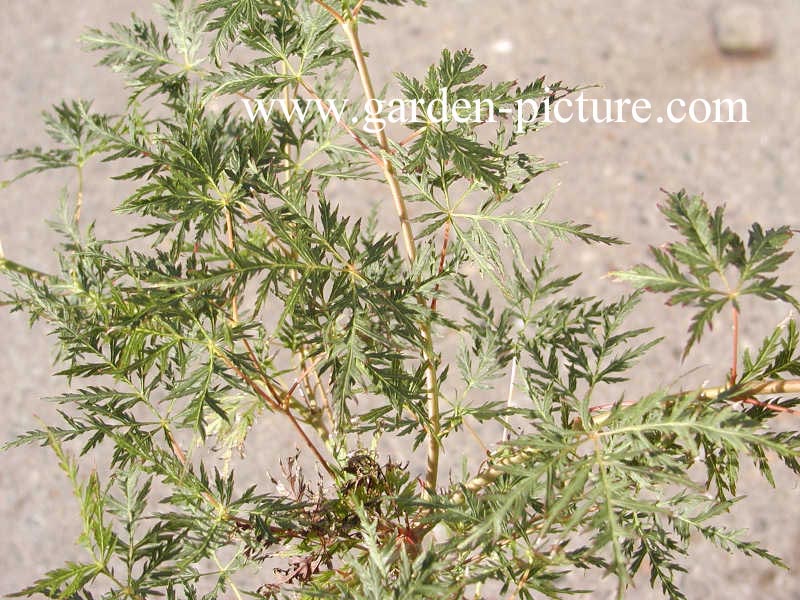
462,416 -> 490,455
267,68 -> 336,442
219,186 -> 333,467
737,396 -> 800,416
313,368 -> 336,430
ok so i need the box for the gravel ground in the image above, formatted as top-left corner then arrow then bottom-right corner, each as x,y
2,1 -> 799,597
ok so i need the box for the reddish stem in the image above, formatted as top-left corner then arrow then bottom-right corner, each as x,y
730,304 -> 739,386
219,353 -> 335,477
738,396 -> 800,416
352,0 -> 368,17
311,0 -> 344,23
295,81 -> 384,167
430,219 -> 451,312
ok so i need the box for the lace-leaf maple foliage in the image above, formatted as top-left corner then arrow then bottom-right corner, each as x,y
2,2 -> 800,599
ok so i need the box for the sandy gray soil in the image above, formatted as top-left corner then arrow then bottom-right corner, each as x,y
2,1 -> 800,598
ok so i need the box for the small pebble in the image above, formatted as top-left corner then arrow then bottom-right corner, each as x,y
712,3 -> 775,56
491,39 -> 514,55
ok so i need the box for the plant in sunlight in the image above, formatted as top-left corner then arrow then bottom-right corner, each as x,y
2,1 -> 800,599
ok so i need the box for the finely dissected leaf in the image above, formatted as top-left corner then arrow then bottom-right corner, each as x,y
201,0 -> 262,64
3,3 -> 800,600
9,562 -> 105,599
614,189 -> 798,356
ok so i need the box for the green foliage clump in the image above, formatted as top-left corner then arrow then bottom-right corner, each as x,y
2,2 -> 800,599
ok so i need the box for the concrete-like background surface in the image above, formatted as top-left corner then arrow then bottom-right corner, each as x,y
2,1 -> 799,597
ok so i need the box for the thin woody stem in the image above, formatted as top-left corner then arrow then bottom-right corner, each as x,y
398,127 -> 424,148
422,343 -> 441,490
313,368 -> 336,429
341,21 -> 416,261
224,207 -> 239,322
730,305 -> 739,386
219,348 -> 336,477
295,80 -> 383,165
737,397 -> 800,416
271,70 -> 335,441
221,193 -> 322,469
74,163 -> 84,224
284,356 -> 325,407
235,77 -> 337,446
311,0 -> 344,24
339,16 -> 442,491
462,416 -> 490,455
698,378 -> 800,400
276,398 -> 335,476
454,377 -> 800,503
221,196 -> 332,466
502,355 -> 518,443
430,219 -> 451,312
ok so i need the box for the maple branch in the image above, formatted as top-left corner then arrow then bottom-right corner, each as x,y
295,79 -> 383,166
430,219 -> 451,312
219,352 -> 336,477
398,127 -> 425,148
74,163 -> 84,224
224,206 -> 239,322
311,0 -> 344,24
339,16 -> 441,492
730,304 -> 739,385
698,378 -> 800,401
352,0 -> 368,18
341,21 -> 415,262
455,377 -> 800,503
